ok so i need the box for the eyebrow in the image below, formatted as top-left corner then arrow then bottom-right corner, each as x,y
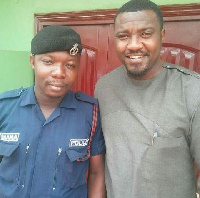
115,30 -> 129,35
141,27 -> 155,31
115,26 -> 155,34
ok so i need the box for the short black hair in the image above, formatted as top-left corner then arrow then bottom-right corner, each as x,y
114,0 -> 163,30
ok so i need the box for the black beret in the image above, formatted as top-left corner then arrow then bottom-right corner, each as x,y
31,25 -> 82,55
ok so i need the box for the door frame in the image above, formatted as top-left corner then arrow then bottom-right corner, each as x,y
34,3 -> 200,33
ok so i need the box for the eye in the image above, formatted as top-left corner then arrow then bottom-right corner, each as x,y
141,31 -> 153,38
65,63 -> 76,69
42,59 -> 53,65
116,34 -> 129,40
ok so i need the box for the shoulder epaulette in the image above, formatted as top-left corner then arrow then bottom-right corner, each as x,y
0,87 -> 26,100
75,91 -> 98,105
163,63 -> 200,79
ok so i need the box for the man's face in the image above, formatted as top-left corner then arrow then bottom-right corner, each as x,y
30,51 -> 80,99
114,10 -> 165,80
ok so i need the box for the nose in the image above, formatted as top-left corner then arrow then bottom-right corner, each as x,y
51,65 -> 66,79
127,35 -> 143,51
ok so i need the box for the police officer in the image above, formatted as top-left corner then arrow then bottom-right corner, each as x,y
0,25 -> 106,198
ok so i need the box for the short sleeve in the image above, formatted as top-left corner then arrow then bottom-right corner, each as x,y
90,106 -> 106,156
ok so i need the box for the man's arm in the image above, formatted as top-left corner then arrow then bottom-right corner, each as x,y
190,103 -> 200,195
87,153 -> 106,198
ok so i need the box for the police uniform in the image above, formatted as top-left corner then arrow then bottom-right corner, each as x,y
0,25 -> 105,198
0,86 -> 105,198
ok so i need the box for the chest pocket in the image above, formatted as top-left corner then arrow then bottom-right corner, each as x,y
0,141 -> 20,182
66,145 -> 88,162
55,146 -> 89,189
140,135 -> 194,192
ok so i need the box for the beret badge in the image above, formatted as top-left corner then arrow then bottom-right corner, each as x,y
31,25 -> 82,55
70,43 -> 79,55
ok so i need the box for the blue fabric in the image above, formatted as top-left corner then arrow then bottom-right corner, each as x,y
0,142 -> 19,157
0,85 -> 105,198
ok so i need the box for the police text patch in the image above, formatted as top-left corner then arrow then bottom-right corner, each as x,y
0,133 -> 20,142
69,139 -> 89,147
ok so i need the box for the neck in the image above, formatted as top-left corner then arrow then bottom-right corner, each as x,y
37,98 -> 61,120
34,89 -> 64,119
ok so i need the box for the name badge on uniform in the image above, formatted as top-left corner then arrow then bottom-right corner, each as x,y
0,133 -> 20,142
69,139 -> 89,147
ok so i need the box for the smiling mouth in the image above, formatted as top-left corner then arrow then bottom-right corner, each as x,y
129,55 -> 142,59
49,84 -> 66,91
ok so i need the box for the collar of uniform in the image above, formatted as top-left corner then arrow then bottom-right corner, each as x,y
20,85 -> 37,106
59,90 -> 76,109
20,86 -> 76,108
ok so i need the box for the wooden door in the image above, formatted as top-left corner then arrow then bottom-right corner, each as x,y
72,15 -> 200,96
72,18 -> 200,96
35,3 -> 200,96
70,24 -> 121,96
161,18 -> 200,73
69,25 -> 110,96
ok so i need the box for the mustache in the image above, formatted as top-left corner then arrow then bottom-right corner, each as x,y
126,50 -> 149,56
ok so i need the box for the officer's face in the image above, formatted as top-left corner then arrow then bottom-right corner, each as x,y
30,51 -> 80,100
114,10 -> 165,80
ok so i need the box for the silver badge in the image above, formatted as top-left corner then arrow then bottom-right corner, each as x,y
70,43 -> 79,55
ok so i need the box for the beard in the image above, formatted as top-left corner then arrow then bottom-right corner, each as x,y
125,62 -> 150,79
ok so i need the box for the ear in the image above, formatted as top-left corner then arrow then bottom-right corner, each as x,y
161,28 -> 165,41
30,54 -> 35,69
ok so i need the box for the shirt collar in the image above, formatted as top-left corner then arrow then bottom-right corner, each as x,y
59,90 -> 76,109
20,85 -> 76,109
20,85 -> 37,106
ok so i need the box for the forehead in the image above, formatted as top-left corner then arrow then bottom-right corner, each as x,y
115,10 -> 160,31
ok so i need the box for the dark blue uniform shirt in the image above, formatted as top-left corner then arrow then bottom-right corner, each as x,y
0,86 -> 105,198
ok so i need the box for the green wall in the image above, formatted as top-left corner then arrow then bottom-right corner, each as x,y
0,0 -> 199,93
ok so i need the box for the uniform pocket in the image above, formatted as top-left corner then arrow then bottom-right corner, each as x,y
62,146 -> 89,188
66,146 -> 88,162
0,141 -> 20,182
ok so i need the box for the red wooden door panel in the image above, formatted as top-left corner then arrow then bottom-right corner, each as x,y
161,19 -> 200,73
70,18 -> 200,96
34,4 -> 200,96
70,25 -> 110,96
